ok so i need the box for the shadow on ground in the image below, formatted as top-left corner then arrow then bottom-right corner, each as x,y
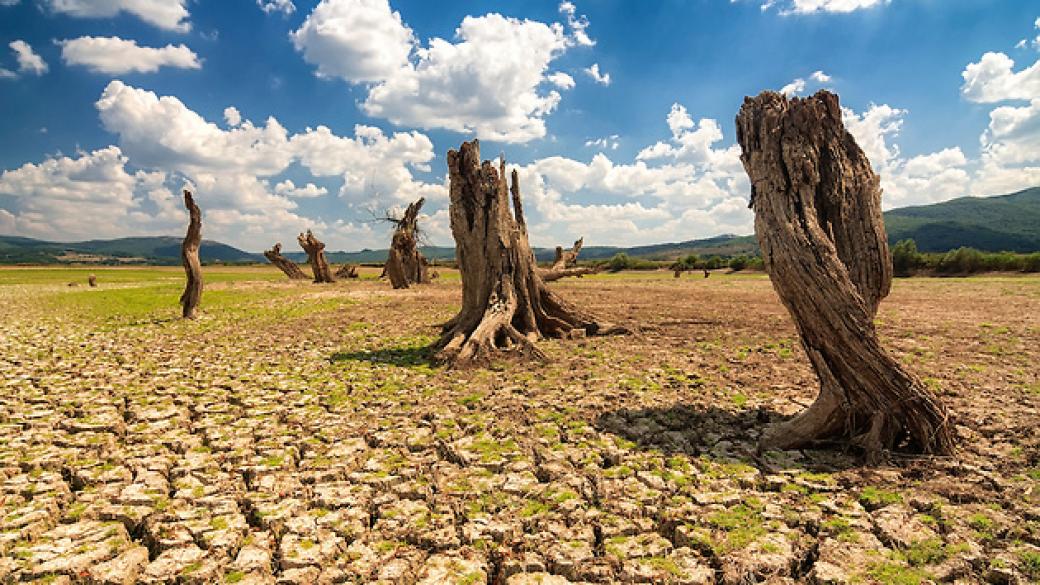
594,402 -> 859,471
329,344 -> 438,367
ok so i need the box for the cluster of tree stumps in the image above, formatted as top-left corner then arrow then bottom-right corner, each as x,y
265,237 -> 358,283
176,89 -> 956,464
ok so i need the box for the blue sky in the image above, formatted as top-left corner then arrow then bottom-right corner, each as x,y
1,0 -> 1038,252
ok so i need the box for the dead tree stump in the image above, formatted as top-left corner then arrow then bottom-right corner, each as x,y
180,190 -> 203,319
298,230 -> 335,283
384,197 -> 431,289
88,274 -> 97,287
735,90 -> 955,461
264,243 -> 308,280
335,264 -> 359,279
540,237 -> 597,282
435,140 -> 624,367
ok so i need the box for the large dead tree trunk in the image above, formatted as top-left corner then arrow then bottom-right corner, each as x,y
180,190 -> 202,319
385,197 -> 431,289
298,230 -> 335,283
735,90 -> 954,462
435,140 -> 624,367
540,237 -> 597,282
264,242 -> 308,280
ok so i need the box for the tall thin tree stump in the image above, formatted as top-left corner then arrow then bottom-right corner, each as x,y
180,190 -> 203,319
298,230 -> 335,283
435,140 -> 624,367
735,90 -> 955,462
384,197 -> 431,289
264,243 -> 309,280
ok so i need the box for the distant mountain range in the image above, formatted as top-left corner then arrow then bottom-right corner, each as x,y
884,186 -> 1040,252
2,186 -> 1038,265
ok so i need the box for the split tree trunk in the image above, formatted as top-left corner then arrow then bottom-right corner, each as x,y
385,197 -> 431,289
540,237 -> 597,282
180,190 -> 203,319
735,90 -> 954,462
435,140 -> 623,367
298,230 -> 335,283
264,242 -> 309,280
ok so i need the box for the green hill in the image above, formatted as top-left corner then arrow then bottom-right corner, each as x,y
0,235 -> 262,265
883,187 -> 1040,252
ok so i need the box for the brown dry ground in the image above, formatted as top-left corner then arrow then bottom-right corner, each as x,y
0,266 -> 1038,584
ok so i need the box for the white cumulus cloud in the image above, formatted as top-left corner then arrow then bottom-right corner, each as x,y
548,72 -> 575,90
780,70 -> 831,96
275,180 -> 328,198
292,0 -> 599,143
10,40 -> 47,76
71,80 -> 443,249
291,0 -> 415,83
59,37 -> 200,74
961,52 -> 1040,103
39,0 -> 191,32
758,0 -> 890,15
584,62 -> 610,86
258,0 -> 295,15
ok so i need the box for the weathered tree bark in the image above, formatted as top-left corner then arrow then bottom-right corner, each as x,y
735,90 -> 955,462
385,197 -> 431,289
539,237 -> 597,282
435,140 -> 624,367
264,242 -> 309,280
180,190 -> 203,319
335,264 -> 359,279
297,230 -> 335,283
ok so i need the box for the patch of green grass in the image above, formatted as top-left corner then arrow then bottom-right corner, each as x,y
901,538 -> 948,567
858,486 -> 902,510
866,561 -> 933,585
457,392 -> 484,408
520,500 -> 550,518
225,570 -> 244,583
644,556 -> 685,577
1019,550 -> 1040,580
706,503 -> 766,552
968,513 -> 996,539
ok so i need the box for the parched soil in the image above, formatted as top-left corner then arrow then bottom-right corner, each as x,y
0,268 -> 1038,584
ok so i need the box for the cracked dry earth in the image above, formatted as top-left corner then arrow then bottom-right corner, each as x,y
1,267 -> 1038,585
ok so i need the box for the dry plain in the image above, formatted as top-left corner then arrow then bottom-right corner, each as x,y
0,266 -> 1038,584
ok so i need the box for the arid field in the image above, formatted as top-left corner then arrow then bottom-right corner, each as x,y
1,267 -> 1038,584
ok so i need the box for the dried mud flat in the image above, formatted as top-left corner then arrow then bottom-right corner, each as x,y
1,267 -> 1038,584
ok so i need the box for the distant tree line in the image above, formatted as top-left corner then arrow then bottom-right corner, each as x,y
892,239 -> 1040,276
598,252 -> 764,273
593,242 -> 1040,277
